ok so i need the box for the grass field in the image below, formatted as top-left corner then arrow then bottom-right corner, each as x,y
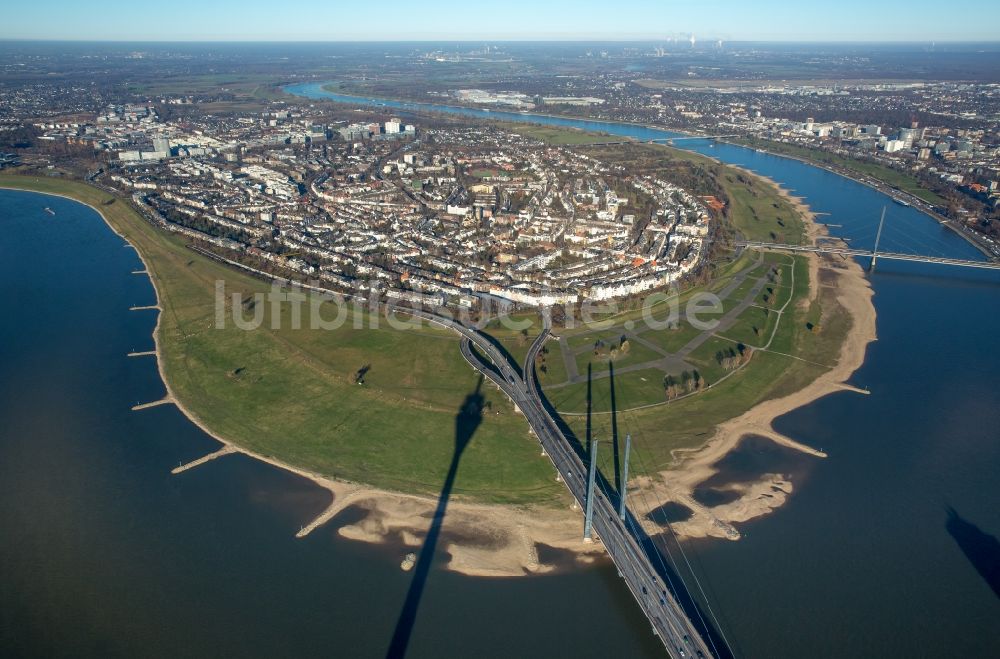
1,122 -> 852,489
465,120 -> 847,472
129,73 -> 285,99
562,138 -> 808,245
562,254 -> 846,473
642,322 -> 705,354
511,124 -> 613,145
0,174 -> 566,506
574,339 -> 663,379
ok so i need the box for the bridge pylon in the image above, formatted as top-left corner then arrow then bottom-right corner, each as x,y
619,434 -> 632,521
870,206 -> 886,272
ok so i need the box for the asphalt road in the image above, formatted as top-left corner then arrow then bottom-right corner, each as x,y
442,315 -> 715,659
123,233 -> 720,659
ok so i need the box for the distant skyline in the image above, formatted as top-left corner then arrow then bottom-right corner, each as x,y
4,0 -> 1000,42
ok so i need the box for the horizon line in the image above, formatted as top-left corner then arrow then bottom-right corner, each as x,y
2,37 -> 999,45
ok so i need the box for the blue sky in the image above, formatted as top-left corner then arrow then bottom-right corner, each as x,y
4,0 -> 999,42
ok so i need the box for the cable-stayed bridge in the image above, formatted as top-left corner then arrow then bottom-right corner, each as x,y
736,240 -> 1000,271
739,206 -> 1000,271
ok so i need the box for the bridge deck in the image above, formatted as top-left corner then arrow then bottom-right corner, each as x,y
458,327 -> 716,659
174,244 -> 718,658
738,241 -> 1000,270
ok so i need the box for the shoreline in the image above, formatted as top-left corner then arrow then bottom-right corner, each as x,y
721,137 -> 995,258
0,161 -> 875,564
630,174 -> 878,540
297,82 -> 992,259
0,180 -> 606,579
299,82 -> 712,140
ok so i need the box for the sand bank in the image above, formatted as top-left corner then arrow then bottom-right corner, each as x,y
143,173 -> 874,552
2,183 -> 604,578
630,176 -> 877,540
1,172 -> 876,573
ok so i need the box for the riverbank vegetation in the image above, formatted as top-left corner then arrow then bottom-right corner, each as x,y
1,121 -> 856,500
481,128 -> 854,474
0,174 -> 567,506
733,135 -> 946,206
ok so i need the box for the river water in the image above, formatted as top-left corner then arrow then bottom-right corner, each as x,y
289,82 -> 1000,657
1,81 -> 998,658
0,189 -> 663,658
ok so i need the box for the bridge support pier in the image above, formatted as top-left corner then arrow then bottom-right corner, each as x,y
583,439 -> 598,542
618,433 -> 631,521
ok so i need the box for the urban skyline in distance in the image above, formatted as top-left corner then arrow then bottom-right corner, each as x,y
4,0 -> 1000,42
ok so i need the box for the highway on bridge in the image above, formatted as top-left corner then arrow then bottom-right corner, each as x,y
167,237 -> 718,658
417,310 -> 718,659
737,240 -> 1000,270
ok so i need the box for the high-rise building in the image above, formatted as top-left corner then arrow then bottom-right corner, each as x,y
884,139 -> 906,153
898,128 -> 917,145
385,118 -> 401,134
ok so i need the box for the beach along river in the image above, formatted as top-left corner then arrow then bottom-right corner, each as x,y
287,82 -> 1000,657
3,80 -> 1000,656
0,188 -> 664,658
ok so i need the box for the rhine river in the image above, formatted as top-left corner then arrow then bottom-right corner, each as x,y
1,83 -> 999,658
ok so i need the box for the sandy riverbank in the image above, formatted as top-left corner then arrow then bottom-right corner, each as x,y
273,174 -> 878,552
1,173 -> 876,572
0,182 -> 606,578
630,175 -> 878,540
125,210 -> 606,578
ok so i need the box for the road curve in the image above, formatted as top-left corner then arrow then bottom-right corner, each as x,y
450,319 -> 715,659
144,238 -> 719,658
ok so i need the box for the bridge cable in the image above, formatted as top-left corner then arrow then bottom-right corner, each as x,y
612,399 -> 736,659
585,378 -> 710,652
884,226 -> 952,259
589,375 -> 734,658
626,437 -> 738,659
607,376 -> 737,659
836,207 -> 955,260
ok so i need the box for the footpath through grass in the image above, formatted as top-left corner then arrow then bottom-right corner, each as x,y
487,127 -> 851,474
562,254 -> 848,473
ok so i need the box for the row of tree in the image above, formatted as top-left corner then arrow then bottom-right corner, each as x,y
593,335 -> 631,361
664,369 -> 705,400
716,344 -> 753,371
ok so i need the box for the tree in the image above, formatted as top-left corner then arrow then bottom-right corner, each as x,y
551,304 -> 566,327
663,374 -> 679,400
